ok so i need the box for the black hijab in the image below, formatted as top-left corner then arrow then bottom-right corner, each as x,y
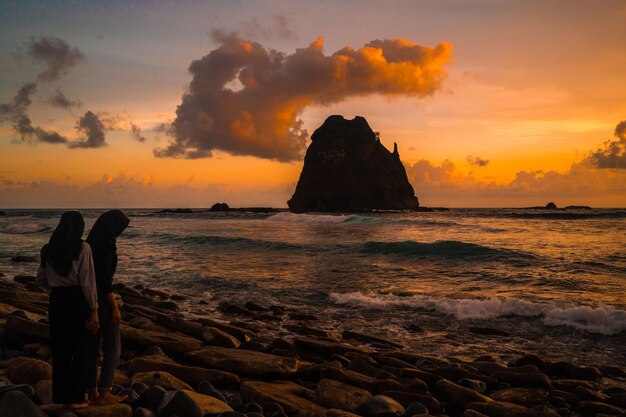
86,210 -> 130,248
41,211 -> 85,277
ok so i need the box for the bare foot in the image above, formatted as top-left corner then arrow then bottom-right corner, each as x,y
93,391 -> 128,405
64,401 -> 90,409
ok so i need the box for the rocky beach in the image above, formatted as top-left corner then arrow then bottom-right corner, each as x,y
1,273 -> 625,417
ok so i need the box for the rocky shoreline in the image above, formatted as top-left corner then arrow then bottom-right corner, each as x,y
0,277 -> 625,417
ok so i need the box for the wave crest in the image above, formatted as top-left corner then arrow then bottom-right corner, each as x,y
329,292 -> 626,335
1,223 -> 50,234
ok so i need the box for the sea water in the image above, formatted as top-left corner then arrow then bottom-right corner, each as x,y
1,208 -> 625,365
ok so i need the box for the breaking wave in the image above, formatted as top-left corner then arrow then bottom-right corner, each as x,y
1,223 -> 51,234
329,292 -> 626,335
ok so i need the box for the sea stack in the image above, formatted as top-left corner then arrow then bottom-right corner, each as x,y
288,115 -> 419,212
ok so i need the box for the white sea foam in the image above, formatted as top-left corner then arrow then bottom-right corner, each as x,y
1,223 -> 50,234
329,292 -> 626,335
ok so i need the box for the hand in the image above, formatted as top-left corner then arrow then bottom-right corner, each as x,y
111,306 -> 122,325
86,309 -> 99,334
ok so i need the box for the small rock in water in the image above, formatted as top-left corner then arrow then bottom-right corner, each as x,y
11,255 -> 38,263
13,275 -> 36,284
469,327 -> 510,337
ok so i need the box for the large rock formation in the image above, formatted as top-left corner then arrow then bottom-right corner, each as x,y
288,115 -> 419,212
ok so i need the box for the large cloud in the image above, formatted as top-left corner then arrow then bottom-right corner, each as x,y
23,35 -> 84,82
586,120 -> 626,169
155,34 -> 452,161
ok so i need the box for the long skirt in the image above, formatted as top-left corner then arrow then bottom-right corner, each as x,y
49,286 -> 90,404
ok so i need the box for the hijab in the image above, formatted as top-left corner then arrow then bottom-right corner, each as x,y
86,209 -> 130,250
41,211 -> 85,277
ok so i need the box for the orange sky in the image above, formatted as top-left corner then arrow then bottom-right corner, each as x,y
1,1 -> 625,207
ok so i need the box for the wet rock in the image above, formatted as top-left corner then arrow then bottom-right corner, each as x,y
202,327 -> 241,348
139,386 -> 167,411
489,388 -> 548,405
6,314 -> 50,339
294,337 -> 368,357
404,401 -> 429,416
341,331 -> 406,349
288,312 -> 318,321
284,325 -> 336,339
0,390 -> 45,416
35,379 -> 53,404
141,288 -> 170,299
132,371 -> 193,391
240,380 -> 327,417
133,408 -> 157,417
217,302 -> 254,317
320,366 -> 377,392
14,275 -> 36,284
157,389 -> 232,417
322,410 -> 362,417
11,255 -> 38,263
492,371 -> 551,390
122,294 -> 179,312
573,386 -> 609,402
354,395 -> 405,417
608,393 -> 626,409
510,355 -> 548,372
297,361 -> 344,381
551,379 -> 599,391
547,362 -> 602,381
382,391 -> 440,414
468,327 -> 510,337
130,382 -> 149,396
458,378 -> 487,394
316,378 -> 373,411
0,384 -> 36,401
578,401 -> 625,416
400,368 -> 443,387
435,380 -> 492,409
549,390 -> 582,407
467,400 -> 560,417
185,346 -> 300,379
6,357 -> 52,387
120,324 -> 202,355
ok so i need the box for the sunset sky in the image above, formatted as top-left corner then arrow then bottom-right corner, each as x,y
1,0 -> 625,208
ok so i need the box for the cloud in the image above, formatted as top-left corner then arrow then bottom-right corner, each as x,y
585,120 -> 626,169
0,172 -> 294,208
242,15 -> 296,40
404,158 -> 626,207
155,34 -> 452,161
71,111 -> 106,148
22,35 -> 84,82
130,123 -> 146,142
0,82 -> 69,144
467,154 -> 489,167
46,88 -> 81,109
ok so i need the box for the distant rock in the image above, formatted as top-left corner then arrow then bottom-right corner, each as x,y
157,208 -> 194,214
288,115 -> 419,212
545,202 -> 558,210
209,202 -> 230,211
565,205 -> 592,210
0,211 -> 5,216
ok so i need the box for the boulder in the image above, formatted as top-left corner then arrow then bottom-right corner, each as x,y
492,371 -> 551,390
288,115 -> 419,212
120,324 -> 202,354
489,388 -> 548,405
156,390 -> 232,417
578,401 -> 625,416
0,390 -> 45,417
316,378 -> 372,411
294,337 -> 369,357
381,391 -> 440,414
341,331 -> 406,349
320,367 -> 377,392
6,315 -> 50,339
131,371 -> 192,391
354,395 -> 404,417
240,380 -> 327,417
435,379 -> 491,409
201,327 -> 240,348
547,362 -> 602,381
185,346 -> 300,378
127,355 -> 239,389
0,384 -> 36,401
6,357 -> 52,387
138,386 -> 167,411
467,400 -> 561,417
35,379 -> 53,404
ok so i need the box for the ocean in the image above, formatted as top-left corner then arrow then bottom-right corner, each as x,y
1,208 -> 625,366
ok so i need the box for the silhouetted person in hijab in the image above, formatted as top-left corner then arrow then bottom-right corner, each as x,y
84,209 -> 130,405
36,211 -> 99,409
